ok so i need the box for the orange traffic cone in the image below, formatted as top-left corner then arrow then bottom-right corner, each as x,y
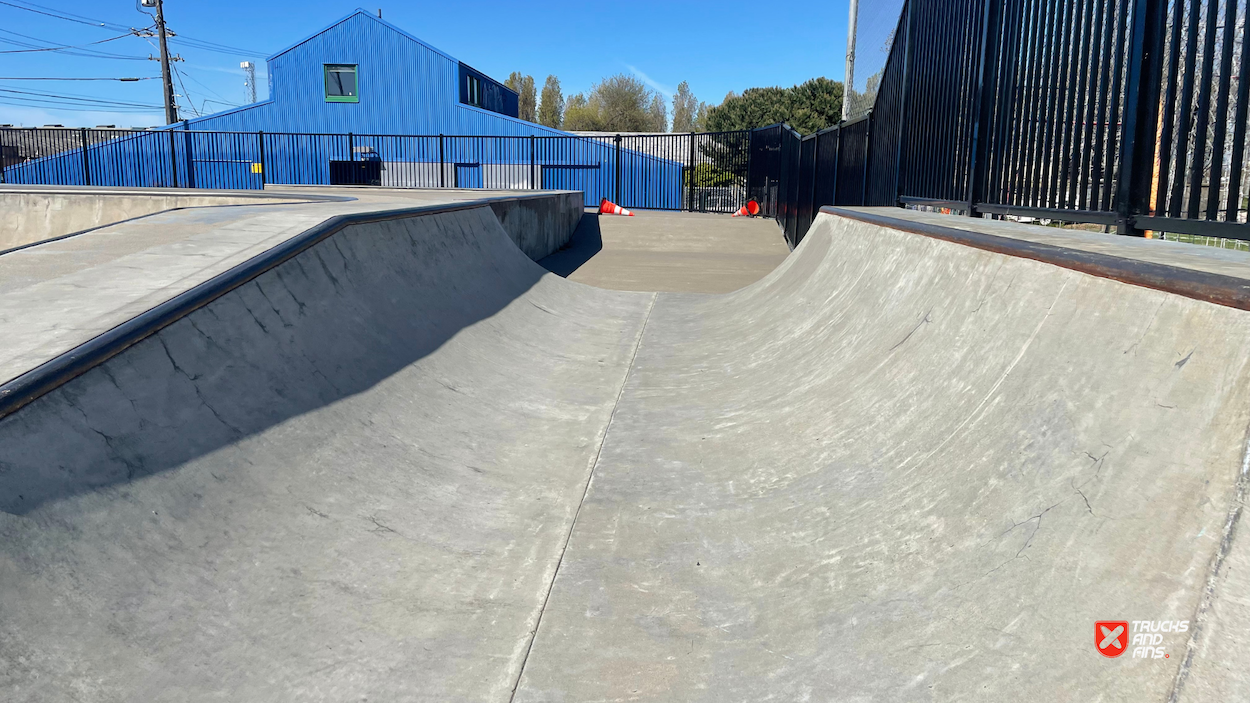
599,198 -> 634,216
732,200 -> 761,217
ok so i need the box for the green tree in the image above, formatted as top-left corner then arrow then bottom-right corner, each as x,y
562,74 -> 669,132
671,80 -> 703,133
647,93 -> 667,132
693,102 -> 710,131
504,72 -> 537,122
519,75 -> 536,122
563,92 -> 596,130
537,75 -> 564,128
703,77 -> 844,134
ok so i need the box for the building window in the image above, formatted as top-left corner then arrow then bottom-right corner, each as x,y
466,74 -> 481,107
324,64 -> 358,103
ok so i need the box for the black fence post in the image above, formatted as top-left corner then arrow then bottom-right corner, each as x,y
258,130 -> 266,187
687,133 -> 696,211
892,0 -> 915,205
809,132 -> 820,224
79,128 -> 91,186
438,134 -> 445,187
613,134 -> 622,205
965,0 -> 1003,216
831,124 -> 842,205
530,134 -> 536,189
348,132 -> 354,163
168,129 -> 178,187
861,110 -> 874,206
183,122 -> 195,189
1115,0 -> 1167,236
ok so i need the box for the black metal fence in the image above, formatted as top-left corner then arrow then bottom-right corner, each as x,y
6,0 -> 1248,250
862,0 -> 1250,243
0,127 -> 761,214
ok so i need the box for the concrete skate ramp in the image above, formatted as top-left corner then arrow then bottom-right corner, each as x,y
0,186 -> 334,252
2,206 -> 1249,701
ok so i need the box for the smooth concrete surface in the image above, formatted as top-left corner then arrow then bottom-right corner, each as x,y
0,188 -> 581,386
0,207 -> 654,701
487,192 -> 583,261
539,209 -> 790,293
3,206 -> 1250,701
0,186 -> 326,252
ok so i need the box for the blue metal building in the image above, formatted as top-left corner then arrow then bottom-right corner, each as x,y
184,8 -> 550,136
1,9 -> 684,206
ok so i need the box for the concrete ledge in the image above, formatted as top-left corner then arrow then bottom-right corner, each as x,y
823,206 -> 1250,311
0,186 -> 344,252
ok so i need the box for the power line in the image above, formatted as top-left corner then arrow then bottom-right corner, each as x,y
0,0 -> 133,32
167,35 -> 263,57
0,87 -> 163,108
0,97 -> 162,111
0,98 -> 159,113
0,29 -> 140,54
170,63 -> 198,117
178,67 -> 238,108
0,27 -> 149,60
0,76 -> 159,81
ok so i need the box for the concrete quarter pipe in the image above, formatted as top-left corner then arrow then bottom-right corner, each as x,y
1,202 -> 1248,701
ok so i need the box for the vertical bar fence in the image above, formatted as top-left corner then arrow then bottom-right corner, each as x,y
4,0 -> 1249,246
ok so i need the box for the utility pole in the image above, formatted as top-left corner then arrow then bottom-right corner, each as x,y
844,0 -> 858,121
142,0 -> 178,124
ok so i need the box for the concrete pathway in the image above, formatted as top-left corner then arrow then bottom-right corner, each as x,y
539,209 -> 790,293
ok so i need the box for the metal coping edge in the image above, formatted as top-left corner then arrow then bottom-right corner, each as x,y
0,193 -> 565,421
820,206 -> 1250,312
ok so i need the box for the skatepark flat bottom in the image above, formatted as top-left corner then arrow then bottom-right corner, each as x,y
2,204 -> 1249,701
538,208 -> 790,293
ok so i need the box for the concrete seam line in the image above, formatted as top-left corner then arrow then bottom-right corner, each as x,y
1167,428 -> 1250,702
0,196 -> 559,421
507,291 -> 658,702
819,207 -> 1250,311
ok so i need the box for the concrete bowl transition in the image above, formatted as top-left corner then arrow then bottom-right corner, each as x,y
0,190 -> 1247,701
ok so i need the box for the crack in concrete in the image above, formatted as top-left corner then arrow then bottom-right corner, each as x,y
889,308 -> 934,352
157,335 -> 243,436
254,279 -> 294,329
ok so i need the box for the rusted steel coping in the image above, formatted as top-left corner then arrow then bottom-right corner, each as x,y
0,194 -> 558,422
820,206 -> 1250,312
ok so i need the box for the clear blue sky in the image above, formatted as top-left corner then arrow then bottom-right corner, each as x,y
0,0 -> 850,128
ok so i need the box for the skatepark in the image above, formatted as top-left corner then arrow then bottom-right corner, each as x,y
1,185 -> 1248,701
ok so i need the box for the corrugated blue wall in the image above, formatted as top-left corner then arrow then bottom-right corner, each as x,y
183,10 -> 568,137
1,9 -> 683,206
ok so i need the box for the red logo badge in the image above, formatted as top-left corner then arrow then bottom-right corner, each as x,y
1096,621 -> 1129,658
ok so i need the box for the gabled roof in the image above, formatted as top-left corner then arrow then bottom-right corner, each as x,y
267,8 -> 457,64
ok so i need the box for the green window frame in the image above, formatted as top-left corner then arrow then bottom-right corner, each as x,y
324,64 -> 358,103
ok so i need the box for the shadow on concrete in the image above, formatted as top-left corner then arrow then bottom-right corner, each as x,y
537,212 -> 602,277
0,209 -> 549,514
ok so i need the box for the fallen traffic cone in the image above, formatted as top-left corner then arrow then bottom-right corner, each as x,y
732,200 -> 761,217
599,198 -> 634,216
